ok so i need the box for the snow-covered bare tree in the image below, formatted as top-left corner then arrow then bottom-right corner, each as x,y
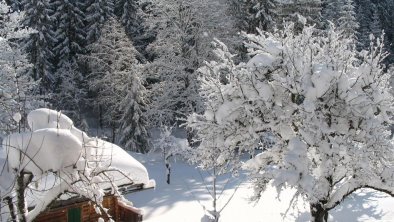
0,1 -> 41,137
189,23 -> 394,222
145,0 -> 203,126
52,61 -> 87,124
185,40 -> 248,222
153,125 -> 190,184
146,0 -> 237,126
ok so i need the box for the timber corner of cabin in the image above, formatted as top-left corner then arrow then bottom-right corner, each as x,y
33,183 -> 150,222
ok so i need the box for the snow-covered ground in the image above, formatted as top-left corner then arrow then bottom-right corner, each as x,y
127,152 -> 394,222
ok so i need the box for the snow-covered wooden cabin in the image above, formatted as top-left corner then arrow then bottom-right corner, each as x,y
32,144 -> 155,222
0,108 -> 155,222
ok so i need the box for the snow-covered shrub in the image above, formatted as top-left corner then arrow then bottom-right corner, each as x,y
153,125 -> 190,184
189,23 -> 394,222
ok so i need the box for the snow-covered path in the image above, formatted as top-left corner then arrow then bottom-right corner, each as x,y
127,153 -> 394,222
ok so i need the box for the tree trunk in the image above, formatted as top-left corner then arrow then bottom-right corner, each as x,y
212,167 -> 219,222
166,160 -> 171,184
16,172 -> 33,222
310,202 -> 328,222
4,196 -> 17,222
16,173 -> 27,222
111,125 -> 116,143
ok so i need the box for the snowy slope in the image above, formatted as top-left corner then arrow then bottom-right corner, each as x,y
127,152 -> 394,222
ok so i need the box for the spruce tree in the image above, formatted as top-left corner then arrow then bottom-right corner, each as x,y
85,0 -> 114,44
230,0 -> 278,33
374,0 -> 394,63
51,0 -> 87,115
354,0 -> 373,49
117,68 -> 149,153
338,0 -> 359,39
275,0 -> 322,29
321,0 -> 341,27
53,0 -> 86,68
369,5 -> 382,38
21,0 -> 57,91
87,18 -> 149,151
115,0 -> 152,58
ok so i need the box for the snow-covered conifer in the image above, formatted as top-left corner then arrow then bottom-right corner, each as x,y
85,0 -> 114,44
338,0 -> 358,39
116,0 -> 140,36
21,0 -> 57,90
275,0 -> 322,29
53,0 -> 86,68
369,6 -> 382,39
230,0 -> 278,33
117,68 -> 150,153
354,0 -> 372,49
146,0 -> 237,126
374,0 -> 394,63
50,0 -> 87,118
87,18 -> 149,152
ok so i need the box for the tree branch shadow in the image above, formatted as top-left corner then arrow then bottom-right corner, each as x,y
330,189 -> 388,222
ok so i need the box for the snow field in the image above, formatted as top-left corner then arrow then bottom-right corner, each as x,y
128,152 -> 394,222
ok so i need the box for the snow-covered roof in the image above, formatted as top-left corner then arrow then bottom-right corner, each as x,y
86,138 -> 154,188
0,108 -> 154,196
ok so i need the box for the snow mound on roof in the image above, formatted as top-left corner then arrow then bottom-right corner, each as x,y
2,108 -> 152,186
86,138 -> 150,186
3,129 -> 82,176
27,108 -> 73,131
